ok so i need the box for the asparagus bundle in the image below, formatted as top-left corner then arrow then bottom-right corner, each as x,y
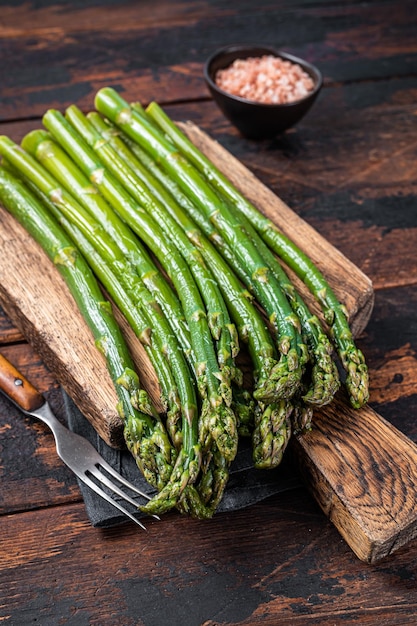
0,86 -> 369,520
64,105 -> 296,468
36,110 -> 243,513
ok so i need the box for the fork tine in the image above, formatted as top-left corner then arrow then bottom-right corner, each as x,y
88,466 -> 142,507
88,466 -> 160,523
87,466 -> 160,522
80,473 -> 148,530
94,457 -> 154,500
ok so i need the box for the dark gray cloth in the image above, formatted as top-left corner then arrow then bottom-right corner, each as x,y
64,390 -> 302,527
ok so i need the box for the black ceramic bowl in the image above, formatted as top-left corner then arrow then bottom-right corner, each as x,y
204,44 -> 322,139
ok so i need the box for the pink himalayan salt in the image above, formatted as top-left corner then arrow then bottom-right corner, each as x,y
215,55 -> 315,105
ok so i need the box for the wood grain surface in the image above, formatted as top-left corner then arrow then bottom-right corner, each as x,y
291,401 -> 417,563
1,0 -> 417,624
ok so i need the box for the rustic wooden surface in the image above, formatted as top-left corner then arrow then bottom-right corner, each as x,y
1,1 -> 417,624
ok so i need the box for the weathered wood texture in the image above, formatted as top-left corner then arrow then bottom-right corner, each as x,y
1,0 -> 417,624
0,0 -> 416,121
2,495 -> 417,626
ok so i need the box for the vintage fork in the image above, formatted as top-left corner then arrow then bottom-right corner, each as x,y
0,351 -> 156,530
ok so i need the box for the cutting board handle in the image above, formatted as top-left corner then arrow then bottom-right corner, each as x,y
291,395 -> 417,563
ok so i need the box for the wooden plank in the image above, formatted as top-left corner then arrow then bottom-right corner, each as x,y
2,495 -> 417,625
291,400 -> 417,563
0,308 -> 22,344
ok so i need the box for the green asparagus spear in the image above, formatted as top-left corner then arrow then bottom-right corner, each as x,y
252,399 -> 292,469
0,164 -> 176,493
146,101 -> 369,409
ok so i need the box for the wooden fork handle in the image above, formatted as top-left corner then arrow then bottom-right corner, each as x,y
0,352 -> 45,412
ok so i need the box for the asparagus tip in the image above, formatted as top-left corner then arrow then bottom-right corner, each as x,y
252,399 -> 292,469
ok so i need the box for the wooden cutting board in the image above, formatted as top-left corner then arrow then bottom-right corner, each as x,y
1,122 -> 417,564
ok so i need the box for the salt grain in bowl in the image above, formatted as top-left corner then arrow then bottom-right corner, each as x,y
215,55 -> 315,105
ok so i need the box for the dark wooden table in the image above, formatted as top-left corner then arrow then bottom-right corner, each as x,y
1,1 -> 417,624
